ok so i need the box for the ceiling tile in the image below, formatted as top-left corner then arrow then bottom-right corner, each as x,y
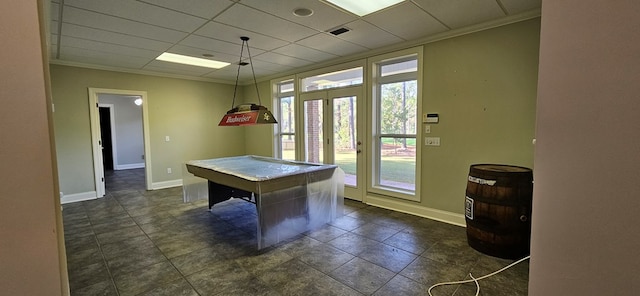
64,0 -> 207,32
194,21 -> 289,51
253,51 -> 314,68
214,4 -> 318,42
179,35 -> 265,57
165,44 -> 240,64
364,2 -> 448,40
248,59 -> 295,73
296,33 -> 367,56
58,46 -> 150,69
60,35 -> 159,59
143,60 -> 217,76
412,0 -> 506,29
272,44 -> 338,62
61,23 -> 172,51
500,0 -> 542,14
137,0 -> 235,19
238,0 -> 357,31
335,20 -> 404,49
62,6 -> 187,43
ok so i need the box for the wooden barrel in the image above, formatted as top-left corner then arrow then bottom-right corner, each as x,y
465,164 -> 533,259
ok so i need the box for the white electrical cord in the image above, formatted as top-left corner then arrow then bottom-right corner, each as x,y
427,255 -> 531,296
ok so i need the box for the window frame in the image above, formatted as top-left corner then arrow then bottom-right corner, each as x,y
272,77 -> 296,160
367,47 -> 423,202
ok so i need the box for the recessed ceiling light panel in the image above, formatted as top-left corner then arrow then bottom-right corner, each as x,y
324,0 -> 404,16
156,52 -> 230,69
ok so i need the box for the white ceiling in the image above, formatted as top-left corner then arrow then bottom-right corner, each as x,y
49,0 -> 541,83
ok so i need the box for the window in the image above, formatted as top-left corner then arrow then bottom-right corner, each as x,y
370,51 -> 421,200
274,80 -> 295,160
300,67 -> 363,92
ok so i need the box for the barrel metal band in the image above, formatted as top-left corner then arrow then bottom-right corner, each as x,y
468,176 -> 497,186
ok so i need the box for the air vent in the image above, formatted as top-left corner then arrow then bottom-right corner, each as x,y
329,27 -> 350,36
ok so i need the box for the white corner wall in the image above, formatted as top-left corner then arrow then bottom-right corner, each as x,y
529,1 -> 640,295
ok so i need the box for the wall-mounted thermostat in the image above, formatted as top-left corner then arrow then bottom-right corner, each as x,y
423,113 -> 439,123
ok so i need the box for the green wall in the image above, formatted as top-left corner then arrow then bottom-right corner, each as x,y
420,18 -> 539,214
51,65 -> 246,195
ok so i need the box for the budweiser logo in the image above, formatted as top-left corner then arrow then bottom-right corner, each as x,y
226,115 -> 252,123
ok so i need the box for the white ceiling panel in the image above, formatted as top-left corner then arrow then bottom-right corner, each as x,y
364,2 -> 448,40
179,35 -> 265,57
336,20 -> 404,49
59,46 -> 150,69
143,60 -> 217,76
47,0 -> 540,82
62,6 -> 188,43
253,51 -> 314,68
166,44 -> 240,64
500,0 -> 542,14
61,23 -> 172,51
138,0 -> 235,19
412,0 -> 506,29
238,0 -> 357,31
247,59 -> 295,73
272,44 -> 338,63
194,21 -> 289,51
64,0 -> 207,32
60,36 -> 159,59
296,33 -> 367,56
214,4 -> 318,42
51,2 -> 60,21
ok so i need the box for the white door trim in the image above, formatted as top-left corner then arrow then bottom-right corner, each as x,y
88,88 -> 152,196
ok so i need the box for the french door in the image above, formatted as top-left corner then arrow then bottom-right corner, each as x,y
300,86 -> 364,201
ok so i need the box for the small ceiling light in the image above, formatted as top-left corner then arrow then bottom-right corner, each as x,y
324,0 -> 404,16
156,52 -> 229,69
293,8 -> 314,17
134,98 -> 143,106
218,37 -> 277,126
202,53 -> 214,58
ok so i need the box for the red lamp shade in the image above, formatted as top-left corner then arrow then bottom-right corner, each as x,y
218,104 -> 277,126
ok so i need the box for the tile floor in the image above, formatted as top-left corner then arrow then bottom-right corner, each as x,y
63,168 -> 529,295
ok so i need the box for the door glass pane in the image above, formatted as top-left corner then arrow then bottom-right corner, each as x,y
304,100 -> 323,163
333,96 -> 357,187
378,137 -> 416,191
280,135 -> 295,160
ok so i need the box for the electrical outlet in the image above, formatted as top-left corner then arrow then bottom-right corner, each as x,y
424,125 -> 431,134
167,168 -> 172,174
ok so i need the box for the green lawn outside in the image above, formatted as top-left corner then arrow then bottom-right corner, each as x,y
282,149 -> 416,184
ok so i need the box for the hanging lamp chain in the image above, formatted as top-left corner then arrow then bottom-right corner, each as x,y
245,39 -> 262,106
230,37 -> 262,109
230,39 -> 246,109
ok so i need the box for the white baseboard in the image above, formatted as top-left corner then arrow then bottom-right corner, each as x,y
115,163 -> 145,170
365,195 -> 466,227
151,179 -> 183,190
61,191 -> 97,204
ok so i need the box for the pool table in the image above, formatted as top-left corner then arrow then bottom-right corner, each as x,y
185,155 -> 344,249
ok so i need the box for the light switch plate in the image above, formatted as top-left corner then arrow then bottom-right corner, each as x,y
425,137 -> 440,146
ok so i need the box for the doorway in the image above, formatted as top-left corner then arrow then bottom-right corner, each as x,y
98,105 -> 115,171
89,88 -> 151,197
300,86 -> 365,201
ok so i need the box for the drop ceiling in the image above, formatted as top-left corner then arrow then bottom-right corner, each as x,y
48,0 -> 541,83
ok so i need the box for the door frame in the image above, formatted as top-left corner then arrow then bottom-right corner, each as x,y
89,88 -> 151,197
299,86 -> 365,201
